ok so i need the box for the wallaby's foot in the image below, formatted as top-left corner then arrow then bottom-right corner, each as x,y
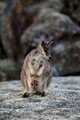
41,91 -> 46,97
22,92 -> 29,98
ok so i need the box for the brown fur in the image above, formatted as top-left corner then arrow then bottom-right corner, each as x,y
21,41 -> 53,97
6,3 -> 34,60
41,91 -> 46,97
22,92 -> 28,98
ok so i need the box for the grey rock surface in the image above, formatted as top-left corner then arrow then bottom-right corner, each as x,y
0,0 -> 22,59
0,59 -> 20,80
0,77 -> 80,120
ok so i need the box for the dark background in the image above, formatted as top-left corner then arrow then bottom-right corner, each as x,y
0,0 -> 80,81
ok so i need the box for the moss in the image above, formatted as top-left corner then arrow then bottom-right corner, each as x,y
21,0 -> 30,6
68,2 -> 74,15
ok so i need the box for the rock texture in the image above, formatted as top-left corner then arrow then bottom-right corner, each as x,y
21,8 -> 80,76
0,59 -> 20,80
0,0 -> 80,80
0,77 -> 80,120
62,0 -> 80,26
0,0 -> 34,80
0,71 -> 6,82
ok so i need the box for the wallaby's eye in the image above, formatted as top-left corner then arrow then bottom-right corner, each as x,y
45,49 -> 48,53
31,83 -> 33,86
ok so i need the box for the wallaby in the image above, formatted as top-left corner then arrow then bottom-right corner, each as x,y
21,41 -> 53,97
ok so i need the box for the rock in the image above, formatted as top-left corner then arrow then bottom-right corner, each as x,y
0,2 -> 7,16
0,0 -> 80,80
0,0 -> 19,59
6,3 -> 34,60
0,77 -> 80,120
0,1 -> 34,80
52,40 -> 80,75
21,8 -> 80,76
0,0 -> 20,16
27,0 -> 63,16
0,59 -> 21,80
0,2 -> 34,60
0,34 -> 7,59
62,0 -> 80,26
21,0 -> 45,6
38,8 -> 80,36
45,0 -> 64,12
72,7 -> 80,25
0,16 -> 13,58
0,71 -> 6,82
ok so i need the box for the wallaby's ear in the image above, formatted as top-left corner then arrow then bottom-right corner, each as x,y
47,41 -> 54,45
41,41 -> 45,46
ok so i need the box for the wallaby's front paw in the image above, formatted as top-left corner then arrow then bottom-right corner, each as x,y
22,92 -> 29,98
36,72 -> 40,77
41,91 -> 46,97
31,71 -> 35,76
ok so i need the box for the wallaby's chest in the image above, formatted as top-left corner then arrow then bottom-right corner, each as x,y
31,56 -> 44,72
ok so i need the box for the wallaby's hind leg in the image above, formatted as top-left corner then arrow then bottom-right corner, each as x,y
41,83 -> 47,97
21,70 -> 29,98
41,91 -> 46,97
22,91 -> 28,98
41,72 -> 52,97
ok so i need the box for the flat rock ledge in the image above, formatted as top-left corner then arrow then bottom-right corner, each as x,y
0,77 -> 80,120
